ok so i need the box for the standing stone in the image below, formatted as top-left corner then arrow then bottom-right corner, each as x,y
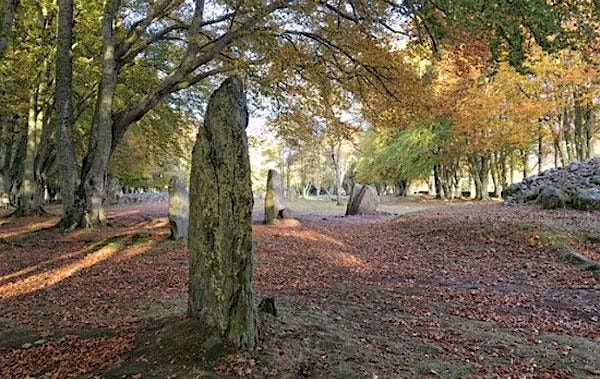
188,77 -> 256,350
168,175 -> 189,240
264,169 -> 286,224
345,184 -> 379,216
106,177 -> 123,204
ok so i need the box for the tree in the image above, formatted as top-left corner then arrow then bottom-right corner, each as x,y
55,0 -> 77,228
51,0 -> 579,227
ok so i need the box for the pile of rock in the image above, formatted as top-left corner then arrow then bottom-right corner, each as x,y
503,157 -> 600,210
120,192 -> 168,204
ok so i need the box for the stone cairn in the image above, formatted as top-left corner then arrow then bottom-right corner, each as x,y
168,175 -> 189,240
345,184 -> 379,216
503,157 -> 600,210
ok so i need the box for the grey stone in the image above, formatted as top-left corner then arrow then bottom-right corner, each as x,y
264,169 -> 285,224
168,175 -> 189,240
536,186 -> 567,209
106,177 -> 123,204
572,188 -> 600,211
345,184 -> 379,216
502,157 -> 600,211
188,76 -> 256,349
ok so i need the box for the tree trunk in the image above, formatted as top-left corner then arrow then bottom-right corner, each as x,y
329,142 -> 343,206
469,155 -> 490,201
188,77 -> 256,350
520,149 -> 529,179
537,125 -> 543,174
480,156 -> 490,200
73,0 -> 121,227
18,79 -> 46,214
573,93 -> 584,161
55,0 -> 78,229
433,164 -> 444,199
0,0 -> 18,59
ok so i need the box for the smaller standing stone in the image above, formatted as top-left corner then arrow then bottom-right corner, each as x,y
168,175 -> 189,240
106,177 -> 123,204
345,184 -> 379,216
264,169 -> 286,224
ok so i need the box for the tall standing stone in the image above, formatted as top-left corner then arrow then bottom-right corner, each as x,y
168,175 -> 189,240
264,169 -> 286,224
188,77 -> 256,350
345,184 -> 379,216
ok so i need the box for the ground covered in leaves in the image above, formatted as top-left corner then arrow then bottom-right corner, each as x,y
0,199 -> 599,378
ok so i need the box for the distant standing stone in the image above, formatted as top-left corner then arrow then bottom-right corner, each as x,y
168,175 -> 189,240
264,169 -> 286,224
345,184 -> 379,216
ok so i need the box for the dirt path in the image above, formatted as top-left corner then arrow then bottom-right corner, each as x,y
0,203 -> 598,377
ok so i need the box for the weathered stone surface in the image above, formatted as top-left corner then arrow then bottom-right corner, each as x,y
168,175 -> 189,240
264,169 -> 285,224
536,186 -> 566,209
503,157 -> 600,210
106,177 -> 123,204
188,77 -> 256,350
572,188 -> 600,211
345,184 -> 379,216
278,207 -> 292,219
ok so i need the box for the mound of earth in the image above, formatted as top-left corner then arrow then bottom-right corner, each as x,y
503,157 -> 600,210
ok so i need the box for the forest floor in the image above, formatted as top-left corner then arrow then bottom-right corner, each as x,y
0,197 -> 599,378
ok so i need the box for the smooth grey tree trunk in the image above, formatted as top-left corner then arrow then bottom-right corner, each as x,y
18,69 -> 48,215
75,0 -> 121,227
55,0 -> 78,229
188,77 -> 256,350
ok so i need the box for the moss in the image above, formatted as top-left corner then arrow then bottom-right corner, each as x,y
0,329 -> 42,348
106,317 -> 237,378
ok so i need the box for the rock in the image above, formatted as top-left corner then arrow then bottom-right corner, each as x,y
264,169 -> 285,224
536,186 -> 567,209
345,184 -> 379,216
278,208 -> 292,219
258,297 -> 277,317
188,76 -> 256,349
168,175 -> 189,240
572,188 -> 600,211
503,157 -> 600,211
106,177 -> 123,204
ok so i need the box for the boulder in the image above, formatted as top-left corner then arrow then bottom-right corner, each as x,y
536,186 -> 567,209
345,184 -> 379,216
572,188 -> 600,211
264,169 -> 285,224
168,175 -> 189,240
